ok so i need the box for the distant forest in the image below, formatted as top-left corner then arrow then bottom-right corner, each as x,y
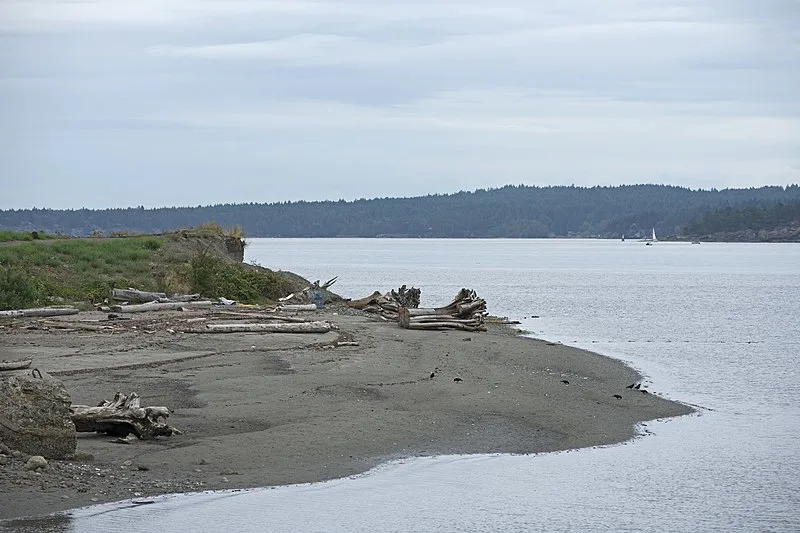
2,184 -> 799,240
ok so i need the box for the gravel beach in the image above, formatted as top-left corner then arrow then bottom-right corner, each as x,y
0,305 -> 692,520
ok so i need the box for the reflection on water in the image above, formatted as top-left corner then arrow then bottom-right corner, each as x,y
4,240 -> 799,532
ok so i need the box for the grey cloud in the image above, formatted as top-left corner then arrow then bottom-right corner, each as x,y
0,0 -> 798,209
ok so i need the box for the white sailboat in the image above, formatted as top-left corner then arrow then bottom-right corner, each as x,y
644,227 -> 657,245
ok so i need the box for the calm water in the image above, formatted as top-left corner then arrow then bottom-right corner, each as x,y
6,239 -> 800,532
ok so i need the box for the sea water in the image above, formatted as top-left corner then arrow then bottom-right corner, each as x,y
5,239 -> 799,532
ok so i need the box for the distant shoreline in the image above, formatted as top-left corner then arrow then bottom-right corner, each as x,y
0,305 -> 692,520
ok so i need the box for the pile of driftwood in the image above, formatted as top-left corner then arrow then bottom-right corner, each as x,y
278,277 -> 338,307
71,392 -> 181,440
347,285 -> 421,320
398,288 -> 487,332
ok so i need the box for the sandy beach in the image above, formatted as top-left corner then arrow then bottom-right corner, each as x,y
0,305 -> 692,520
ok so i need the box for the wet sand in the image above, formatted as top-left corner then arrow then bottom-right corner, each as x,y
0,306 -> 692,519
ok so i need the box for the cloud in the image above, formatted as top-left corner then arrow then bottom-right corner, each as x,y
0,0 -> 798,209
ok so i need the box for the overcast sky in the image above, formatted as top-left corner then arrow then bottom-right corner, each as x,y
1,0 -> 798,209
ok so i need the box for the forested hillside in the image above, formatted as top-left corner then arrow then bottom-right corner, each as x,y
2,184 -> 799,239
681,199 -> 800,241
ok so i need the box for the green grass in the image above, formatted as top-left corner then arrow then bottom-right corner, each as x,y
0,229 -> 287,310
0,229 -> 58,242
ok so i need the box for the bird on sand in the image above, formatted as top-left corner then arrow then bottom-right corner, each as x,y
430,372 -> 436,379
613,394 -> 623,399
453,377 -> 463,382
634,383 -> 642,390
626,383 -> 636,389
561,380 -> 569,385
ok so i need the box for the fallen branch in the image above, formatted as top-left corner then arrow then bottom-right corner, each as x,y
201,321 -> 333,333
0,308 -> 79,318
71,392 -> 181,439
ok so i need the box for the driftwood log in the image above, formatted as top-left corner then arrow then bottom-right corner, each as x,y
71,392 -> 181,439
348,286 -> 421,319
278,277 -> 338,305
279,303 -> 318,312
111,288 -> 203,304
110,300 -> 213,313
201,321 -> 333,334
398,288 -> 487,331
212,311 -> 312,323
0,308 -> 79,318
111,288 -> 167,303
0,359 -> 32,371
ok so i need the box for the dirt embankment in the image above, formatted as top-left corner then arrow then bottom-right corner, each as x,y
0,304 -> 692,520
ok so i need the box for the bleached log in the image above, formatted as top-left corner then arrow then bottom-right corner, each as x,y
111,288 -> 167,303
347,291 -> 385,309
0,308 -> 79,318
71,392 -> 181,440
279,304 -> 318,312
0,358 -> 32,370
158,293 -> 202,303
212,311 -> 311,323
110,301 -> 213,313
202,321 -> 332,333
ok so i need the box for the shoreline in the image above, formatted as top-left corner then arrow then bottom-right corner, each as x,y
0,306 -> 693,520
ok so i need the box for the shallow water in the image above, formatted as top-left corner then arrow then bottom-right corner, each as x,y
5,239 -> 799,532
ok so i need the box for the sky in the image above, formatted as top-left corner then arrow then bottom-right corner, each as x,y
0,0 -> 798,209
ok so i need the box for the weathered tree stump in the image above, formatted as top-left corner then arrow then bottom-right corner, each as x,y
71,392 -> 181,439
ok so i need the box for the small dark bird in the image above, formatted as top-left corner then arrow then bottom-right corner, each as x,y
634,383 -> 641,390
561,380 -> 569,385
626,383 -> 636,389
453,377 -> 463,382
430,372 -> 436,379
613,394 -> 623,399
640,389 -> 649,394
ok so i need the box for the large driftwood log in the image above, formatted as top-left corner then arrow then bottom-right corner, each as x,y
202,321 -> 333,333
71,392 -> 181,439
212,311 -> 312,323
348,286 -> 421,319
398,288 -> 487,331
279,304 -> 318,312
110,300 -> 213,313
111,288 -> 167,303
0,308 -> 79,318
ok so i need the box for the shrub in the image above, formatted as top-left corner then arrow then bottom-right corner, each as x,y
0,267 -> 48,310
189,250 -> 279,303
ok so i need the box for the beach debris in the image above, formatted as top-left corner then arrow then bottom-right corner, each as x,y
110,300 -> 214,313
279,277 -> 339,306
0,359 -> 32,371
0,307 -> 79,318
278,303 -> 318,312
200,321 -> 333,334
348,285 -> 421,319
398,289 -> 488,332
111,288 -> 203,304
71,392 -> 182,440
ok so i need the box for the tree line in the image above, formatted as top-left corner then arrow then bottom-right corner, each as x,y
2,184 -> 799,239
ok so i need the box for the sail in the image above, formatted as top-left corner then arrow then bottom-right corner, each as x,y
652,228 -> 657,241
